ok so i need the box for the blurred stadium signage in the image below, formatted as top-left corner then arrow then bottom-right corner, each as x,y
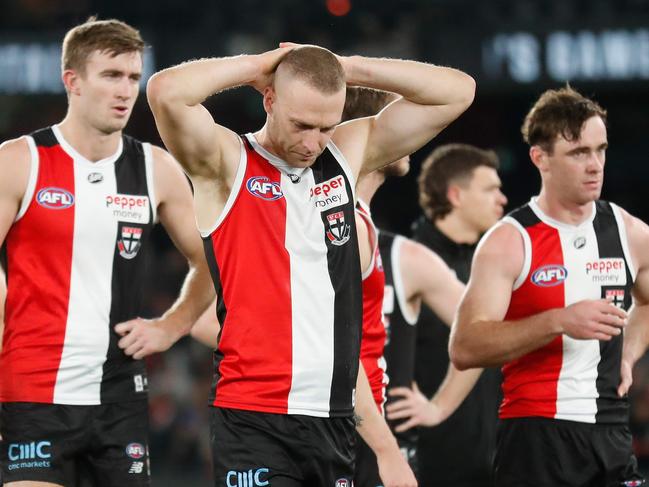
0,42 -> 155,94
482,28 -> 649,83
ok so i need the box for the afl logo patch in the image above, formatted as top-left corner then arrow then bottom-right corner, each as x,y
125,443 -> 146,459
531,265 -> 568,287
246,176 -> 283,201
37,187 -> 74,209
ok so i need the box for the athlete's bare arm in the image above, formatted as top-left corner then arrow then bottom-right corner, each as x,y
328,52 -> 475,179
0,138 -> 31,353
146,48 -> 291,229
450,223 -> 628,370
618,209 -> 649,396
190,299 -> 221,349
355,363 -> 417,487
115,147 -> 215,359
400,239 -> 464,326
386,238 -> 482,431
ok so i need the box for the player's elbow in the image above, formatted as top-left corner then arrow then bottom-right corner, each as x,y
453,72 -> 476,113
448,327 -> 475,371
146,71 -> 179,111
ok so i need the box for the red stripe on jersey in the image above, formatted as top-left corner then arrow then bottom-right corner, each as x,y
500,221 -> 565,419
357,207 -> 387,412
208,148 -> 293,413
0,143 -> 75,403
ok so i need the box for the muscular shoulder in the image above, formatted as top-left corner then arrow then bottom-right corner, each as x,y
400,237 -> 451,275
0,136 -> 32,198
473,221 -> 525,281
150,145 -> 192,205
618,206 -> 649,272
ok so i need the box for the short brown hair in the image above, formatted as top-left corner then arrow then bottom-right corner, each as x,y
277,46 -> 345,94
342,87 -> 396,122
419,144 -> 500,221
521,86 -> 607,152
62,16 -> 145,74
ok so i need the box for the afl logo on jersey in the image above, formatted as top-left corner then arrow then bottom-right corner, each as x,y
125,443 -> 146,459
37,187 -> 74,209
246,176 -> 283,201
531,265 -> 568,287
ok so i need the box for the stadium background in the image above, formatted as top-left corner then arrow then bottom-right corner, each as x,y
1,0 -> 649,484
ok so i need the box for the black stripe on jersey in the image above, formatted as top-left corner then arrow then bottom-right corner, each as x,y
312,148 -> 362,416
202,237 -> 227,405
507,204 -> 541,228
592,201 -> 632,424
102,135 -> 151,402
30,127 -> 59,147
379,230 -> 418,445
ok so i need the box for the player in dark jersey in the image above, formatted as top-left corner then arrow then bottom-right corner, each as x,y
342,88 -> 483,484
450,86 -> 649,486
403,143 -> 508,487
147,42 -> 475,486
0,18 -> 214,487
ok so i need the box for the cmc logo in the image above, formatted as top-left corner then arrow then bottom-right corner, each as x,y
37,187 -> 74,209
226,468 -> 269,487
125,443 -> 146,459
8,441 -> 51,461
531,265 -> 568,287
246,176 -> 283,201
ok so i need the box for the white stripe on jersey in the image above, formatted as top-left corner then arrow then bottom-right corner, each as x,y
53,161 -> 118,404
16,136 -> 40,221
555,224 -> 601,423
391,236 -> 417,325
285,168 -> 336,416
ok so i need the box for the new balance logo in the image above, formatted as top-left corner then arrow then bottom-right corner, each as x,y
128,461 -> 144,474
226,468 -> 270,487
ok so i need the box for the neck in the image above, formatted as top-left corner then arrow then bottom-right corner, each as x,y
58,113 -> 122,162
434,212 -> 480,244
255,123 -> 284,160
536,188 -> 594,225
356,171 -> 386,206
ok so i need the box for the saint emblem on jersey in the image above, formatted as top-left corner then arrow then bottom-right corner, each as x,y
246,176 -> 283,201
118,226 -> 143,260
37,187 -> 74,210
326,211 -> 351,246
603,288 -> 626,309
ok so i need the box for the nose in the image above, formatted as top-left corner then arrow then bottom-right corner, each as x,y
302,131 -> 322,155
498,190 -> 508,206
587,152 -> 604,173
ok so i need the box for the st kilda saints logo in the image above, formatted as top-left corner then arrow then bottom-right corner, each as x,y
118,226 -> 143,260
325,211 -> 351,246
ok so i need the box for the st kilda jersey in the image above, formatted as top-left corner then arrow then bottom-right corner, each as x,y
356,200 -> 388,413
0,125 -> 155,405
501,198 -> 634,424
202,133 -> 362,418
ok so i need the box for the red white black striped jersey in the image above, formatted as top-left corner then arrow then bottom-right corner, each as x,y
501,198 -> 634,424
0,125 -> 155,405
202,133 -> 362,418
356,200 -> 388,413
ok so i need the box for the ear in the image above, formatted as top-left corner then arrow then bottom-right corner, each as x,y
262,86 -> 275,115
62,69 -> 81,96
446,184 -> 462,208
530,145 -> 549,172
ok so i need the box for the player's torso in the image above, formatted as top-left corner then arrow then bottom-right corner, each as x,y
1,126 -> 155,405
203,134 -> 362,417
501,198 -> 634,424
